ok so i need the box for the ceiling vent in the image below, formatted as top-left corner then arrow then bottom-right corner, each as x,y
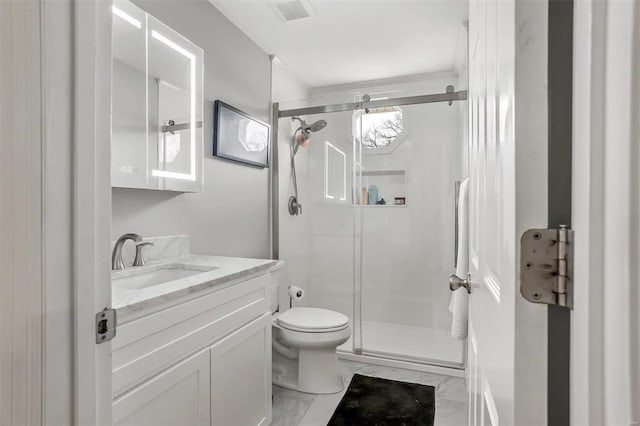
269,0 -> 315,22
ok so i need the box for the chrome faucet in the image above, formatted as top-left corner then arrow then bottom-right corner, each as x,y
112,233 -> 142,270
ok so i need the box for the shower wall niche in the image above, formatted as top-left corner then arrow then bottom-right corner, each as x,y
360,170 -> 407,206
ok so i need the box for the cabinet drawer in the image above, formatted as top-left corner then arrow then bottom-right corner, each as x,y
113,273 -> 269,397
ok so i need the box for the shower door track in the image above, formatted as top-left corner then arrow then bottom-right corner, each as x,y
337,350 -> 466,378
276,89 -> 468,118
349,349 -> 465,370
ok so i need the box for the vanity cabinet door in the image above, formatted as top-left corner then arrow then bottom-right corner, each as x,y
113,349 -> 210,426
210,313 -> 272,426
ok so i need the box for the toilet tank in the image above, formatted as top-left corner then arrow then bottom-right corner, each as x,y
269,260 -> 286,312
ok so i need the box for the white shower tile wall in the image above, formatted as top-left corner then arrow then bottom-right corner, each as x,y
277,108 -> 357,320
272,60 -> 312,312
271,360 -> 467,426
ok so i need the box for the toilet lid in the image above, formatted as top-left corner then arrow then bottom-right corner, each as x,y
277,307 -> 349,331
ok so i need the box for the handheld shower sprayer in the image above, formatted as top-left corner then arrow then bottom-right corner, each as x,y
291,117 -> 327,155
289,116 -> 328,216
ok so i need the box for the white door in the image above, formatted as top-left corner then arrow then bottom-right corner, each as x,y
466,0 -> 550,424
571,0 -> 640,424
2,1 -> 114,424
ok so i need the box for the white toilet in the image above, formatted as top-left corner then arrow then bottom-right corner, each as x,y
270,261 -> 351,394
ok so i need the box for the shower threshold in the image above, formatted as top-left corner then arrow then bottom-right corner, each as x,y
338,321 -> 465,373
337,350 -> 465,378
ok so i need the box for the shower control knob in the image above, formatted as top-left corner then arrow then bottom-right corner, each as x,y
288,196 -> 302,215
449,274 -> 471,294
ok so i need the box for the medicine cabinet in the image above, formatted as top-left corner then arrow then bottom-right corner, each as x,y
111,0 -> 204,192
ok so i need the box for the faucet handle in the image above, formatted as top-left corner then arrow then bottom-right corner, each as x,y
119,233 -> 142,243
112,233 -> 145,270
133,242 -> 154,267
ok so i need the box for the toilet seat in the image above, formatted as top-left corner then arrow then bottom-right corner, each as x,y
277,307 -> 349,333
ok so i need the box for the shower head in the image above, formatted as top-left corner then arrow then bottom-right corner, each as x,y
291,117 -> 328,156
307,119 -> 327,132
292,117 -> 327,134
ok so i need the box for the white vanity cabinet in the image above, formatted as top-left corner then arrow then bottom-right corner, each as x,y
210,313 -> 272,426
113,349 -> 211,426
112,272 -> 272,426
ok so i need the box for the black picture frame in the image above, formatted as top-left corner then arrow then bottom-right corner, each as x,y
213,100 -> 270,168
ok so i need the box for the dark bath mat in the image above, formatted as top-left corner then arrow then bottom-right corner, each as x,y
327,374 -> 436,426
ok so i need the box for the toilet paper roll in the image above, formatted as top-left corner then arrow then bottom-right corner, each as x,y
288,285 -> 305,301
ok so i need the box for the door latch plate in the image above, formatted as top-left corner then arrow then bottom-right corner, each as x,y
96,307 -> 117,344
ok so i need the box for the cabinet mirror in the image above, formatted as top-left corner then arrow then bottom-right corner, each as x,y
111,0 -> 204,192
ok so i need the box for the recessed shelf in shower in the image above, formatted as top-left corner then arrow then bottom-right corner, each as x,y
359,169 -> 407,206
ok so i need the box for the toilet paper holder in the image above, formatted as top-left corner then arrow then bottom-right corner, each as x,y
288,285 -> 305,308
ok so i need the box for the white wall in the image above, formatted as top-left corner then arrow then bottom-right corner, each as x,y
112,0 -> 272,258
272,61 -> 309,106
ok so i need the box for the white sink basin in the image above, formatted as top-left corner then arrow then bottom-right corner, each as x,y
113,264 -> 217,290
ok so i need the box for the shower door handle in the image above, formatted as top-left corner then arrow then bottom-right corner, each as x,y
454,181 -> 461,266
449,274 -> 471,294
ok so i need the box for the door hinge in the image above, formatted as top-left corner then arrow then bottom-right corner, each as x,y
95,307 -> 117,344
520,225 -> 573,309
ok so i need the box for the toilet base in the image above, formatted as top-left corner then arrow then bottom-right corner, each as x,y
273,347 -> 346,394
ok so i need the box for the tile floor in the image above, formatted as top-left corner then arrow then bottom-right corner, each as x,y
271,360 -> 467,426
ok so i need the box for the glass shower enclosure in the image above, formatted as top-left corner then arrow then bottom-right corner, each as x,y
273,83 -> 467,368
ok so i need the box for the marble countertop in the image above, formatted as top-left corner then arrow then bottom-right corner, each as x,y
112,254 -> 277,317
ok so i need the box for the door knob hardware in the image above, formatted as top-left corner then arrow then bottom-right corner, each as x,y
449,274 -> 471,294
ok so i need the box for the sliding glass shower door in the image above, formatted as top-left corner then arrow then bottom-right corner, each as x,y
276,88 -> 466,368
276,109 -> 358,354
354,99 -> 465,366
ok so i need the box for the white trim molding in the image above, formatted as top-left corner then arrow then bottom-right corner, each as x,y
73,0 -> 113,424
2,1 -> 115,424
572,0 -> 640,424
0,1 -> 44,424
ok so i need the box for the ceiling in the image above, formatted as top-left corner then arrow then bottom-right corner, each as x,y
208,0 -> 468,88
